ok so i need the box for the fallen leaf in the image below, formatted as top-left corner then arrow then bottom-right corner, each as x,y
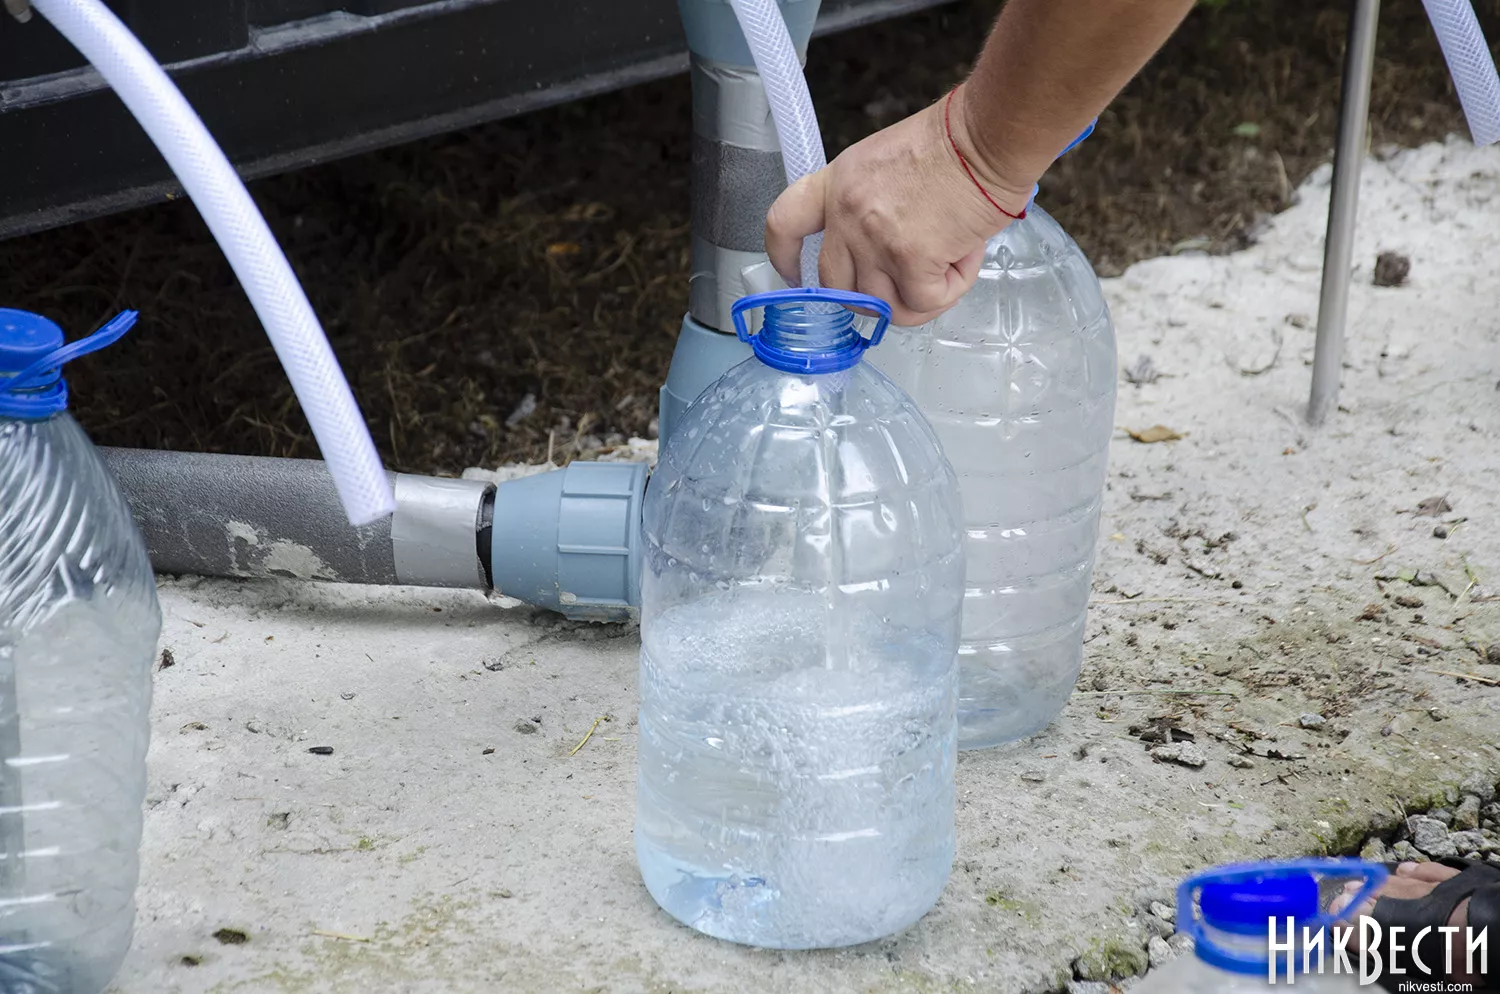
1232,122 -> 1262,138
1127,425 -> 1185,444
546,242 -> 582,258
1414,495 -> 1453,517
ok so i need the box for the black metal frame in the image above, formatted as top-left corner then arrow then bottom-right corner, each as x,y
0,0 -> 949,240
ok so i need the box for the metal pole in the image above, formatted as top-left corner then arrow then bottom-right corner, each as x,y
1309,0 -> 1380,425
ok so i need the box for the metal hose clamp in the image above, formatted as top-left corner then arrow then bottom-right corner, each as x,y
5,0 -> 31,24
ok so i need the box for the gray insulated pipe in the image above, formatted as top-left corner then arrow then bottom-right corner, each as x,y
101,449 -> 646,623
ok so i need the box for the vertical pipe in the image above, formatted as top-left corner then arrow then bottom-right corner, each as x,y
1309,0 -> 1381,426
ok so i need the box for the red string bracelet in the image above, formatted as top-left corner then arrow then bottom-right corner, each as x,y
944,87 -> 1026,221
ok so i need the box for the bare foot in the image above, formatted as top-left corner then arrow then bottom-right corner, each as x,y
1331,862 -> 1476,985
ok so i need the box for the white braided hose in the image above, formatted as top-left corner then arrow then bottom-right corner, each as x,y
33,0 -> 395,526
1422,0 -> 1500,146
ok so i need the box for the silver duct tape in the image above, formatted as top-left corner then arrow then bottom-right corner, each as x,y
391,474 -> 493,589
691,135 -> 785,253
689,235 -> 771,333
691,56 -> 781,151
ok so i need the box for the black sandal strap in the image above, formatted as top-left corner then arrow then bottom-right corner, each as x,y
1371,864 -> 1500,985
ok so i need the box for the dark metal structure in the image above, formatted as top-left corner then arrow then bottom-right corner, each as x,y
0,0 -> 948,240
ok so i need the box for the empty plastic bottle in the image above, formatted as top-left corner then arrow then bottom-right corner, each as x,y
0,309 -> 159,994
634,288 -> 965,949
1137,859 -> 1387,992
870,203 -> 1117,750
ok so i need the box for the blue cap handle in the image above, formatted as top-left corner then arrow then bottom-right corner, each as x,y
1175,858 -> 1387,973
0,310 -> 139,394
731,288 -> 893,349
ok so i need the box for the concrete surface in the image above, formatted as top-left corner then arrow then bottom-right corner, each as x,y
115,139 -> 1500,993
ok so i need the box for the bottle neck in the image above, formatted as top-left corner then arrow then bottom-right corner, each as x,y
751,301 -> 864,374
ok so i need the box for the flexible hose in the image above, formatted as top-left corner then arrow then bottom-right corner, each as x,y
727,0 -> 827,291
32,0 -> 395,526
1422,0 -> 1500,146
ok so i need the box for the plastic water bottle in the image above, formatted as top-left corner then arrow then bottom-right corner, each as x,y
634,289 -> 966,949
0,309 -> 159,994
870,203 -> 1117,749
1137,859 -> 1386,992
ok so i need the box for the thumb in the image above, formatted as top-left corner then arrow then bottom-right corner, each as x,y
765,170 -> 827,286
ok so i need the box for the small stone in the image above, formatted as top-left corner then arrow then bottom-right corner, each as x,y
1428,808 -> 1455,826
482,747 -> 495,756
1409,815 -> 1450,848
340,692 -> 356,701
483,657 -> 506,672
1020,771 -> 1046,783
1149,901 -> 1176,924
1168,932 -> 1195,955
1461,775 -> 1497,803
1486,645 -> 1500,666
1073,943 -> 1148,981
1150,743 -> 1207,768
1142,917 -> 1172,940
1434,525 -> 1450,539
1359,838 -> 1391,863
307,746 -> 334,756
1449,830 -> 1487,854
1228,755 -> 1256,769
1066,983 -> 1110,994
1422,839 -> 1458,863
244,719 -> 265,734
514,721 -> 538,735
1391,840 -> 1429,863
1395,594 -> 1424,609
1429,707 -> 1449,722
1373,251 -> 1411,287
1147,935 -> 1176,969
1484,802 -> 1500,823
497,888 -> 513,899
1455,795 -> 1483,831
1298,713 -> 1326,730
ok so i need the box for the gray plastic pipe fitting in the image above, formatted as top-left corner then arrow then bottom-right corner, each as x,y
102,448 -> 647,623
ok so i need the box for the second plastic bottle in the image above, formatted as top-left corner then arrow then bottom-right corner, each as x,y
871,204 -> 1117,750
634,289 -> 966,949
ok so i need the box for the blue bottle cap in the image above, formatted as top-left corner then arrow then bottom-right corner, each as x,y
0,309 -> 65,377
1177,858 -> 1387,977
1200,873 -> 1319,935
0,309 -> 139,419
730,289 -> 892,375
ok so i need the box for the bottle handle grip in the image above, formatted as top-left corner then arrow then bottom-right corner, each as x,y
0,310 -> 139,394
731,289 -> 893,348
1175,857 -> 1388,970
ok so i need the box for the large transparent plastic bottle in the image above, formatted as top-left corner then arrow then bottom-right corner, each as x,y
870,203 -> 1117,749
635,289 -> 966,950
0,309 -> 159,994
1139,860 -> 1387,992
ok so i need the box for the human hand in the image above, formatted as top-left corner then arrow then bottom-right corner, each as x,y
764,87 -> 1036,327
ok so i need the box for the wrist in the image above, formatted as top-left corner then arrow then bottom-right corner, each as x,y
948,82 -> 1048,212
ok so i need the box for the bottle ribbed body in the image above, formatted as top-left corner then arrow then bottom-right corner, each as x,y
0,413 -> 158,994
871,204 -> 1117,749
